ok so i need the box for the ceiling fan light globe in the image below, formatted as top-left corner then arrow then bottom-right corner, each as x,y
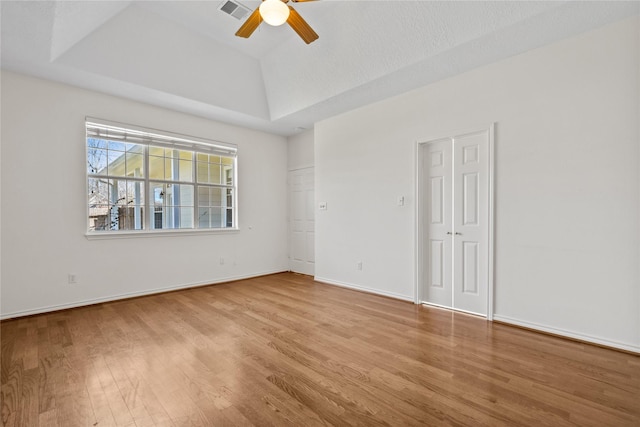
259,0 -> 290,26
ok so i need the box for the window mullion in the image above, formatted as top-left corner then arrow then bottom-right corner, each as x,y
144,144 -> 150,230
193,151 -> 198,228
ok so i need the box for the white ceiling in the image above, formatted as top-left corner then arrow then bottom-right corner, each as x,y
2,1 -> 638,136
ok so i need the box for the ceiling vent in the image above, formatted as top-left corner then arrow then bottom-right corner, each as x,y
219,0 -> 251,20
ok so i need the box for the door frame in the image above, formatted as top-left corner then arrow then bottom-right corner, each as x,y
415,123 -> 495,320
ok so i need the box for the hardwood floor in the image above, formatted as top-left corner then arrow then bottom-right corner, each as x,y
1,273 -> 639,426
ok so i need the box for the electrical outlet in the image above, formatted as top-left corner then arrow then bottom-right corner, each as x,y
68,274 -> 77,284
220,257 -> 225,265
357,262 -> 363,271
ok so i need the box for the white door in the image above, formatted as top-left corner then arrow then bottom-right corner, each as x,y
424,139 -> 453,308
421,128 -> 492,316
289,167 -> 315,275
452,131 -> 490,315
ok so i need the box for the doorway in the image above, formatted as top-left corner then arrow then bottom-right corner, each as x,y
417,125 -> 494,318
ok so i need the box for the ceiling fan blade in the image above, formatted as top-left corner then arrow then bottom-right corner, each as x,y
287,6 -> 319,44
235,8 -> 262,38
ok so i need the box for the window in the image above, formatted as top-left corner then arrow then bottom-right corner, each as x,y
86,119 -> 237,234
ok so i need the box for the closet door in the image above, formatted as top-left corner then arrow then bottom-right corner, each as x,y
424,139 -> 453,308
420,127 -> 491,317
289,167 -> 315,275
452,131 -> 489,316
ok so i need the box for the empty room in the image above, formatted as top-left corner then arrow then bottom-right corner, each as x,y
1,1 -> 639,426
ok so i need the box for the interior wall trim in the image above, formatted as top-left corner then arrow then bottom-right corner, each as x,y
288,164 -> 314,172
314,276 -> 414,302
0,270 -> 288,321
493,314 -> 640,354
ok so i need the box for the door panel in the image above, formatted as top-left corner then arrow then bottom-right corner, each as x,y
423,139 -> 452,307
462,173 -> 479,225
462,241 -> 479,294
430,240 -> 444,288
289,167 -> 315,275
453,131 -> 489,315
431,176 -> 444,224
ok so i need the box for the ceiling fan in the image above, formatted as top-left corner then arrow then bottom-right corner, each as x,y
235,0 -> 319,44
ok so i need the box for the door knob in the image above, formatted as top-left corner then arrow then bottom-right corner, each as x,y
455,232 -> 462,235
446,231 -> 452,235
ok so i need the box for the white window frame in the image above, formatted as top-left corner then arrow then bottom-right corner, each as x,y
85,118 -> 238,239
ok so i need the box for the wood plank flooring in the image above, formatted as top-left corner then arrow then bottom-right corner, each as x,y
1,272 -> 639,426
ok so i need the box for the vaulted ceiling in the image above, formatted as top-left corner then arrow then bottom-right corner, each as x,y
2,1 -> 638,135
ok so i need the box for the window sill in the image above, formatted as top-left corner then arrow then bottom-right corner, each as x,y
85,228 -> 240,240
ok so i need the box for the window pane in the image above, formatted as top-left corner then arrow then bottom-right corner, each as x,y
108,141 -> 126,152
150,181 -> 164,230
209,164 -> 221,184
164,158 -> 173,180
221,156 -> 233,166
195,155 -> 234,185
125,152 -> 144,177
87,148 -> 108,174
126,180 -> 145,226
179,207 -> 194,228
88,178 -> 144,231
226,208 -> 234,228
197,186 -> 209,206
178,159 -> 193,182
198,207 -> 234,228
197,162 -> 209,183
88,138 -> 107,150
149,155 -> 164,180
210,207 -> 224,228
200,207 -> 234,228
176,184 -> 194,207
150,182 -> 164,208
224,166 -> 233,186
164,158 -> 193,182
198,186 -> 223,207
116,180 -> 128,206
149,146 -> 164,156
150,182 -> 194,229
116,204 -> 145,230
88,178 -> 110,206
165,184 -> 193,206
197,207 -> 210,228
108,151 -> 126,177
226,188 -> 234,208
88,205 -> 111,231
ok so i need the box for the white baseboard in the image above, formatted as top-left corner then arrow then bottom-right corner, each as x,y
0,270 -> 287,320
314,276 -> 414,302
493,314 -> 640,354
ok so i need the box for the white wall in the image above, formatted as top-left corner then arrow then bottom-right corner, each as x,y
315,17 -> 640,351
0,72 -> 289,319
287,129 -> 314,171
